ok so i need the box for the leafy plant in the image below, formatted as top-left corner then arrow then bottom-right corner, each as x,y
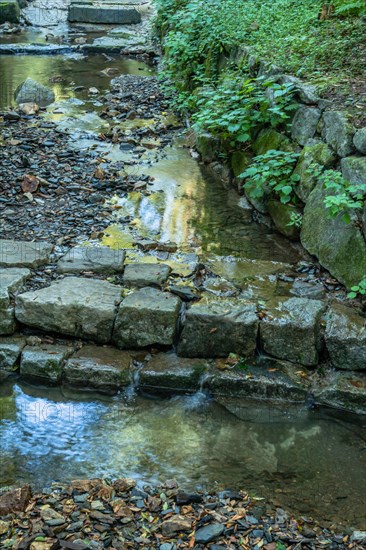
192,76 -> 295,145
287,211 -> 303,228
240,150 -> 300,204
319,170 -> 365,223
347,278 -> 366,299
335,0 -> 366,16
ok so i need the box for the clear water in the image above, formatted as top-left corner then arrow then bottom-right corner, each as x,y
0,381 -> 365,530
0,54 -> 153,109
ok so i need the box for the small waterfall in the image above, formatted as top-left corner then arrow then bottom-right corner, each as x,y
181,371 -> 213,411
122,361 -> 143,402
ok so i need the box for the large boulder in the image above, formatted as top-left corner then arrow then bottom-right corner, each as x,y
252,128 -> 293,156
321,111 -> 355,157
15,277 -> 121,343
341,156 -> 366,185
267,200 -> 301,240
63,345 -> 132,392
325,303 -> 366,371
178,296 -> 258,358
113,287 -> 181,349
353,127 -> 366,154
301,183 -> 366,288
293,142 -> 335,202
259,297 -> 326,366
291,106 -> 321,146
14,78 -> 55,108
0,1 -> 20,24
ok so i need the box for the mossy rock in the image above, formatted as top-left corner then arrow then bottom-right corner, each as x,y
293,143 -> 335,202
195,132 -> 220,163
301,183 -> 366,288
267,200 -> 301,240
231,150 -> 251,178
252,128 -> 294,156
0,0 -> 20,23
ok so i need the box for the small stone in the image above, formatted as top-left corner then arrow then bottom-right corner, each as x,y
40,506 -> 65,525
321,111 -> 355,157
0,520 -> 9,535
0,335 -> 26,372
18,102 -> 39,115
291,106 -> 321,146
161,515 -> 192,536
123,263 -> 171,288
195,523 -> 225,543
15,78 -> 55,107
350,531 -> 366,542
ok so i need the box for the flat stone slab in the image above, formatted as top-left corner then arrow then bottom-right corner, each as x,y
0,335 -> 26,372
0,240 -> 53,269
139,353 -> 209,393
178,297 -> 258,358
64,345 -> 132,391
113,287 -> 181,349
208,362 -> 308,401
15,277 -> 121,343
57,246 -> 125,274
123,263 -> 171,288
325,303 -> 366,371
260,297 -> 326,366
20,344 -> 74,383
69,3 -> 142,24
314,370 -> 366,415
0,268 -> 30,335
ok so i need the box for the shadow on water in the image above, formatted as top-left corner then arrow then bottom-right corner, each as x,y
0,381 -> 365,529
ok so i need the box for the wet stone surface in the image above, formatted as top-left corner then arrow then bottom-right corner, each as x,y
57,245 -> 126,274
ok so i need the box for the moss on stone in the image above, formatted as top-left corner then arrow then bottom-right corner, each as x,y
252,128 -> 294,156
267,200 -> 301,240
0,1 -> 20,24
293,143 -> 335,202
231,151 -> 251,177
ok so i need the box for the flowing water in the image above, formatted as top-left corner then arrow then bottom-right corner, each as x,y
0,381 -> 366,530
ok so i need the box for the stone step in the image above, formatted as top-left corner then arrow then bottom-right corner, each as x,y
68,1 -> 142,24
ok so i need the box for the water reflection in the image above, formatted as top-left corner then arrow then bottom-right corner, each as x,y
0,382 -> 365,529
0,54 -> 153,109
107,146 -> 303,262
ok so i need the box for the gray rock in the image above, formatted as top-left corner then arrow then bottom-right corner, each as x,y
64,345 -> 132,391
0,240 -> 53,268
353,128 -> 366,154
123,263 -> 171,288
15,277 -> 121,343
68,2 -> 141,24
178,297 -> 258,358
0,268 -> 31,335
209,362 -> 308,400
260,297 -> 326,366
293,142 -> 335,202
20,344 -> 73,383
314,370 -> 366,415
139,353 -> 209,393
113,287 -> 181,349
195,132 -> 220,163
0,335 -> 26,372
301,183 -> 366,288
296,83 -> 320,105
325,303 -> 366,370
14,78 -> 55,108
321,111 -> 355,157
341,156 -> 366,185
195,524 -> 225,544
291,106 -> 321,146
57,246 -> 125,274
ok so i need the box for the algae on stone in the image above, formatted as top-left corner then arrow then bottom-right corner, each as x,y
293,143 -> 335,202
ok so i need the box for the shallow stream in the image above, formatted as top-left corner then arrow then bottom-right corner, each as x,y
0,18 -> 365,533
